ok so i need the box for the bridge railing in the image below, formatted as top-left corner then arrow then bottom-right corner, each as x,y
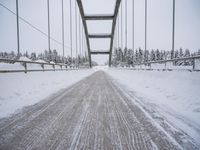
134,55 -> 200,71
0,58 -> 77,73
129,55 -> 200,71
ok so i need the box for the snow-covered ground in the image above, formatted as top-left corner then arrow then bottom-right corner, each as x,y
106,68 -> 200,145
0,69 -> 94,118
0,63 -> 200,146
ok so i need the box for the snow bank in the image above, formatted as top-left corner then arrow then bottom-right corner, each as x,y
0,62 -> 24,70
106,69 -> 200,143
0,69 -> 94,118
134,62 -> 193,70
19,56 -> 32,61
50,61 -> 55,64
35,59 -> 46,63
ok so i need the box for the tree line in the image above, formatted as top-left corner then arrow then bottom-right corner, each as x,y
112,47 -> 200,66
0,49 -> 89,65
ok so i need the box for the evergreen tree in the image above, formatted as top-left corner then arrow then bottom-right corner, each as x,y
179,48 -> 183,58
30,52 -> 36,61
138,48 -> 143,63
155,49 -> 160,61
150,50 -> 156,61
198,49 -> 200,55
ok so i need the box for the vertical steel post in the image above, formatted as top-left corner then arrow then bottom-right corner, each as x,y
121,1 -> 123,50
16,0 -> 20,58
81,15 -> 83,65
193,58 -> 195,70
132,0 -> 135,65
76,0 -> 92,67
125,0 -> 127,49
47,0 -> 51,52
117,16 -> 119,48
75,1 -> 78,67
172,0 -> 175,52
145,0 -> 147,51
70,0 -> 73,61
61,0 -> 65,63
79,15 -> 81,68
109,0 -> 122,66
132,0 -> 134,52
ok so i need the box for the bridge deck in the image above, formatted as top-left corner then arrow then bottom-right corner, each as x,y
0,71 -> 180,149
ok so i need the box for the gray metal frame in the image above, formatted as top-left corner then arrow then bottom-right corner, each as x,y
76,0 -> 121,67
0,58 -> 76,73
133,55 -> 200,71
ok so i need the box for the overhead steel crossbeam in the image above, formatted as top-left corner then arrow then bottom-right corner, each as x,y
90,51 -> 110,55
85,15 -> 114,20
88,34 -> 112,38
76,0 -> 121,67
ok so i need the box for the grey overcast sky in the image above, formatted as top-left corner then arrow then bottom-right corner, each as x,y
0,0 -> 200,64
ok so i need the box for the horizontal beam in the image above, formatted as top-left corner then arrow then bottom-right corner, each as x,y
134,55 -> 200,65
0,58 -> 67,67
88,34 -> 112,38
90,51 -> 110,55
85,15 -> 114,20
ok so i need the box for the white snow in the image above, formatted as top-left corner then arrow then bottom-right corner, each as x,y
35,59 -> 47,63
133,63 -> 194,70
19,56 -> 32,62
0,62 -> 24,71
50,61 -> 55,64
0,69 -> 94,118
106,68 -> 200,144
0,61 -> 65,71
1,63 -> 200,145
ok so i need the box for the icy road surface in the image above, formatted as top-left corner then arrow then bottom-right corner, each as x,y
0,71 -> 198,150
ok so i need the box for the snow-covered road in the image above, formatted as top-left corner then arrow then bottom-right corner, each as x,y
106,68 -> 200,148
0,70 -> 199,149
0,69 -> 94,118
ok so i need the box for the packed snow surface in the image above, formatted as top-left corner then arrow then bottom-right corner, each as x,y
19,56 -> 32,61
0,69 -> 94,118
0,65 -> 200,146
106,68 -> 200,145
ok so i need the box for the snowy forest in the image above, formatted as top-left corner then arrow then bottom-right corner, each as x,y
1,48 -> 200,66
111,47 -> 200,67
0,49 -> 89,65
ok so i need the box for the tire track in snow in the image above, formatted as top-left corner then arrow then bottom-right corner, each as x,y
0,71 -> 189,149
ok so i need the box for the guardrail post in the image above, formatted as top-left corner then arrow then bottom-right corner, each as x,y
53,64 -> 55,71
22,62 -> 27,73
41,64 -> 44,72
193,58 -> 195,71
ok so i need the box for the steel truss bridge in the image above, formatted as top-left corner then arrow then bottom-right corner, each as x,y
0,0 -> 200,71
76,0 -> 121,67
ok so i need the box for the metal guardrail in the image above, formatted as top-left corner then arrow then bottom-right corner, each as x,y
133,55 -> 200,71
0,58 -> 77,73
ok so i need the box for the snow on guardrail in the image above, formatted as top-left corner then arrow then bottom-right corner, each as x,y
0,57 -> 78,73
